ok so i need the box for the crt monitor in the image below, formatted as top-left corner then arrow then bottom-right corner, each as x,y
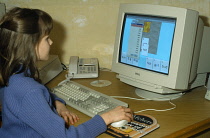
111,4 -> 210,100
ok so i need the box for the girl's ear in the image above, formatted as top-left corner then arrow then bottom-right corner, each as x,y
35,44 -> 39,60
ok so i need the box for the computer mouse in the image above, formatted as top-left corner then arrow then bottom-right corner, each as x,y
111,120 -> 128,127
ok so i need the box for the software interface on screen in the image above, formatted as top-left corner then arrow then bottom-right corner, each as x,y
119,14 -> 176,74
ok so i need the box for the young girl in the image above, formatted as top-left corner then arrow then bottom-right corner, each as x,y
0,7 -> 133,137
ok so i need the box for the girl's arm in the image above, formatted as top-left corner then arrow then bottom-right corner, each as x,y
55,100 -> 79,126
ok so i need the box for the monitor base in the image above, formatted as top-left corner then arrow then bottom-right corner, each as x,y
135,88 -> 183,101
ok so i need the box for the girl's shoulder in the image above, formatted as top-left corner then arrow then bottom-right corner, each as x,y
8,73 -> 45,92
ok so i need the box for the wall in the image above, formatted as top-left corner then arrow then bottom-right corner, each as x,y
1,0 -> 210,69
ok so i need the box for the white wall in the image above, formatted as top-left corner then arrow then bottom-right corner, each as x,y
1,0 -> 210,69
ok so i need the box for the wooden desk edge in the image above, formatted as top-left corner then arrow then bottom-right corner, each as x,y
46,71 -> 210,137
162,118 -> 210,138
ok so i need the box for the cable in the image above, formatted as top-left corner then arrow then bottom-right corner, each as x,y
61,63 -> 67,70
111,96 -> 151,101
57,78 -> 70,86
134,100 -> 176,113
111,93 -> 185,101
111,96 -> 177,113
58,73 -> 74,86
64,72 -> 75,81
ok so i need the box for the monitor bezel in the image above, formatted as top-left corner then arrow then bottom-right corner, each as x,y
112,4 -> 200,90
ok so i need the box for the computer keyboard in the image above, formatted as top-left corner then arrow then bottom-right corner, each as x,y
52,80 -> 128,117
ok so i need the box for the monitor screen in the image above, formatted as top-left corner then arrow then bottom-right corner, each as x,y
119,14 -> 176,74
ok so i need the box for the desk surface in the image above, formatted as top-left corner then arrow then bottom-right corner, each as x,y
47,71 -> 210,138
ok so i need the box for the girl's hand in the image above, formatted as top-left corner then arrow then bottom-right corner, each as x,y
55,100 -> 79,126
100,106 -> 133,125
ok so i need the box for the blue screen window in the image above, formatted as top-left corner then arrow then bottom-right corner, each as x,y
119,14 -> 176,74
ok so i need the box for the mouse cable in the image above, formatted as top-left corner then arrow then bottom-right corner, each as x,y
133,100 -> 176,113
111,96 -> 176,113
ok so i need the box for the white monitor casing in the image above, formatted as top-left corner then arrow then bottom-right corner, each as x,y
112,4 -> 210,96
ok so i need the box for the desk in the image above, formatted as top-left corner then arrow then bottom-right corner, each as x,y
47,71 -> 210,138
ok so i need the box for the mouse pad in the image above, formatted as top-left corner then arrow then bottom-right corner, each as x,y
105,114 -> 160,138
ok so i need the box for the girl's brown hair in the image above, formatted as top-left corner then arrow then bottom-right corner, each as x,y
0,7 -> 53,86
